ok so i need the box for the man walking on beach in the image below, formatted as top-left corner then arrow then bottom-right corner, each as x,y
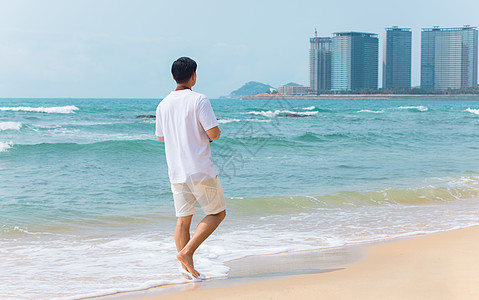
156,57 -> 226,278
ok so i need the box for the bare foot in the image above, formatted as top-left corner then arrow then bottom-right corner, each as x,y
176,251 -> 200,277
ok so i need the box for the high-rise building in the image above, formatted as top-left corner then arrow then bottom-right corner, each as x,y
383,27 -> 412,89
309,31 -> 332,93
421,25 -> 478,91
331,32 -> 378,91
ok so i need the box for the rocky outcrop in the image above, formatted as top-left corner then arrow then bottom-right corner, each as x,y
284,113 -> 310,117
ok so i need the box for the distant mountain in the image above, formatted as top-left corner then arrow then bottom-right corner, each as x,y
222,81 -> 275,98
282,82 -> 303,87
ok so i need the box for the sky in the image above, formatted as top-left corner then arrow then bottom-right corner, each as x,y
0,0 -> 477,98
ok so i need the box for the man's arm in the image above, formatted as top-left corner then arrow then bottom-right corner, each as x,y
206,126 -> 221,141
157,136 -> 164,143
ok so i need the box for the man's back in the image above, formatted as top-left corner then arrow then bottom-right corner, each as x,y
156,57 -> 225,279
156,89 -> 219,183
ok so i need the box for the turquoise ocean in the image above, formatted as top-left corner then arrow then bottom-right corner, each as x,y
1,97 -> 479,299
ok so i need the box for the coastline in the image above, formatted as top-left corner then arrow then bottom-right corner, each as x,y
240,93 -> 479,100
92,242 -> 367,300
129,226 -> 479,300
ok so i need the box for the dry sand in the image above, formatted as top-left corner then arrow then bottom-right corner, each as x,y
138,226 -> 479,300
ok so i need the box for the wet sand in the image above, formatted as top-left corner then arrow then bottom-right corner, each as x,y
135,226 -> 479,300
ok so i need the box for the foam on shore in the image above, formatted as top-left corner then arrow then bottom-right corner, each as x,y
135,226 -> 479,300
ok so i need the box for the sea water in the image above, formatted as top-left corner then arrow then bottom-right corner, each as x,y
1,97 -> 479,299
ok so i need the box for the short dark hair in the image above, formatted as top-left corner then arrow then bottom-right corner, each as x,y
171,57 -> 197,83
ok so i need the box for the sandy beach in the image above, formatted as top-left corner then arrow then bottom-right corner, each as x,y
135,226 -> 479,300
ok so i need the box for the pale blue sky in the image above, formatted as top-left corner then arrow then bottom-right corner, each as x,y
0,0 -> 477,98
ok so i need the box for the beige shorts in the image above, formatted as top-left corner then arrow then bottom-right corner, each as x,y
171,175 -> 226,217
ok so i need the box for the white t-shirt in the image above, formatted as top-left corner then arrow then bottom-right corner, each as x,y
156,89 -> 219,183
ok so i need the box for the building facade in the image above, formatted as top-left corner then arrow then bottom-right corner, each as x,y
309,36 -> 332,93
421,26 -> 478,91
383,27 -> 412,89
277,85 -> 310,95
331,32 -> 379,91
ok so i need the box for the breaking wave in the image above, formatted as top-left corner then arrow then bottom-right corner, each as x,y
218,118 -> 241,124
397,106 -> 428,112
0,105 -> 79,114
465,108 -> 479,115
0,141 -> 13,152
242,110 -> 319,117
229,178 -> 479,214
358,109 -> 384,113
0,121 -> 22,131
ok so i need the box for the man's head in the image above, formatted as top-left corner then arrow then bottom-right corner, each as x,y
171,57 -> 197,85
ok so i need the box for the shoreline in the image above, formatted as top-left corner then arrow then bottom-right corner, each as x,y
90,243 -> 367,300
140,226 -> 479,300
240,93 -> 479,100
93,226 -> 479,300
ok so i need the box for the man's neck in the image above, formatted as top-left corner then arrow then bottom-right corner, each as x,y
175,84 -> 192,91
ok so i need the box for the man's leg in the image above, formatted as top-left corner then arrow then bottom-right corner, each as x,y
175,215 -> 193,270
176,210 -> 226,277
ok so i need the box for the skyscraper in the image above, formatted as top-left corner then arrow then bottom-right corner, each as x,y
310,31 -> 332,93
331,32 -> 378,91
383,27 -> 412,89
421,25 -> 478,91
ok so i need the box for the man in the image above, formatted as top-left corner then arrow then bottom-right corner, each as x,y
156,57 -> 226,278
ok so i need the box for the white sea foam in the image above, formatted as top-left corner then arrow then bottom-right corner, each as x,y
245,118 -> 271,123
283,110 -> 319,116
13,226 -> 53,235
250,110 -> 278,117
139,119 -> 156,124
465,108 -> 479,115
358,109 -> 384,113
303,106 -> 316,110
218,118 -> 271,124
0,121 -> 22,131
0,141 -> 12,152
0,105 -> 79,114
243,110 -> 319,117
1,231 -> 232,300
397,106 -> 428,112
218,118 -> 241,124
